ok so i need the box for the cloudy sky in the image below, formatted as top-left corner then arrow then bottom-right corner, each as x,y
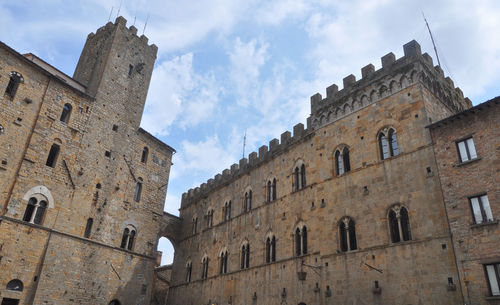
2,0 -> 499,265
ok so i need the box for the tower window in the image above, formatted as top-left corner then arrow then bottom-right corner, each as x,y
134,178 -> 143,202
22,197 -> 47,225
84,218 -> 93,238
185,261 -> 192,283
120,225 -> 136,250
339,217 -> 357,252
295,225 -> 308,256
378,128 -> 399,160
141,147 -> 149,163
266,235 -> 276,263
5,71 -> 24,99
457,137 -> 477,162
45,143 -> 60,168
389,205 -> 412,243
59,103 -> 72,123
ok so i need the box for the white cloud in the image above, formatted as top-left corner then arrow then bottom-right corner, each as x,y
142,53 -> 221,135
229,38 -> 269,107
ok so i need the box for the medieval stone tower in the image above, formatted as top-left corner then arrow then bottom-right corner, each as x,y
0,17 -> 175,305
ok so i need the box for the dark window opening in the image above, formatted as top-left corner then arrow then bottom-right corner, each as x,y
120,227 -> 136,250
105,150 -> 111,157
23,198 -> 46,225
185,262 -> 192,282
128,65 -> 134,76
46,144 -> 60,167
202,257 -> 209,279
6,279 -> 23,291
141,147 -> 149,163
59,103 -> 72,123
108,300 -> 121,305
84,218 -> 93,238
389,206 -> 411,243
5,72 -> 23,99
134,179 -> 142,202
1,298 -> 20,305
112,124 -> 118,131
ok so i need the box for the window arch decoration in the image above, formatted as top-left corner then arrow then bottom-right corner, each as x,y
6,279 -> 23,291
223,200 -> 232,221
120,225 -> 137,250
267,177 -> 277,202
243,187 -> 252,213
240,240 -> 250,269
206,208 -> 214,228
201,254 -> 209,279
293,160 -> 306,191
334,145 -> 351,176
339,216 -> 357,252
219,248 -> 228,274
388,204 -> 411,243
23,185 -> 55,209
265,232 -> 276,263
378,127 -> 399,160
294,223 -> 308,256
59,103 -> 72,123
185,260 -> 192,282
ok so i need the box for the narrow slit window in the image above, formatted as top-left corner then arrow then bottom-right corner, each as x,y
84,218 -> 93,238
141,147 -> 149,163
134,179 -> 143,202
46,144 -> 60,168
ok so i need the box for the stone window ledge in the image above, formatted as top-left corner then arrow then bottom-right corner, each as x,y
471,219 -> 499,229
456,157 -> 482,167
485,296 -> 500,301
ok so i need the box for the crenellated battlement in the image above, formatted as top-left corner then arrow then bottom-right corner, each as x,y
89,16 -> 158,55
310,40 -> 471,129
180,40 -> 472,209
180,122 -> 312,208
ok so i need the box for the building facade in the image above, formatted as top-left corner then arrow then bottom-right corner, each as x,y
429,97 -> 500,305
167,41 -> 477,305
0,17 -> 175,305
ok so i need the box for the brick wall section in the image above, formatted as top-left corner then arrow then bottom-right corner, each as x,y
429,97 -> 500,305
0,16 -> 174,305
152,265 -> 172,305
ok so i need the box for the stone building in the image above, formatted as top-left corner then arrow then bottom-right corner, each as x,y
429,96 -> 500,305
0,17 -> 176,305
167,41 -> 477,305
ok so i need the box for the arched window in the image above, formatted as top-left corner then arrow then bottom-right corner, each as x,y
45,143 -> 60,168
120,225 -> 136,250
185,261 -> 192,282
223,200 -> 231,221
207,209 -> 214,228
301,164 -> 306,188
244,190 -> 252,212
6,279 -> 23,291
272,178 -> 277,201
60,103 -> 72,123
192,217 -> 198,235
108,300 -> 121,305
295,225 -> 308,256
5,71 -> 23,99
265,235 -> 276,263
267,181 -> 272,202
389,205 -> 411,243
220,250 -> 228,274
201,256 -> 209,279
241,242 -> 250,269
134,178 -> 143,202
294,162 -> 307,191
22,197 -> 47,225
141,147 -> 149,163
295,167 -> 300,190
84,218 -> 93,238
335,147 -> 351,175
379,128 -> 399,160
339,217 -> 357,252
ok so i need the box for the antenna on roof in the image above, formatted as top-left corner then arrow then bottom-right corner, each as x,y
133,16 -> 136,26
242,130 -> 247,159
142,13 -> 150,35
117,0 -> 123,18
108,6 -> 114,22
422,12 -> 441,68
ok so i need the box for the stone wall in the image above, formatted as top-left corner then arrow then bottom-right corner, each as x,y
168,42 -> 470,304
0,16 -> 174,305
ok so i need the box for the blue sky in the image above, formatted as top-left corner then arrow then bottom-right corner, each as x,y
2,0 -> 500,265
